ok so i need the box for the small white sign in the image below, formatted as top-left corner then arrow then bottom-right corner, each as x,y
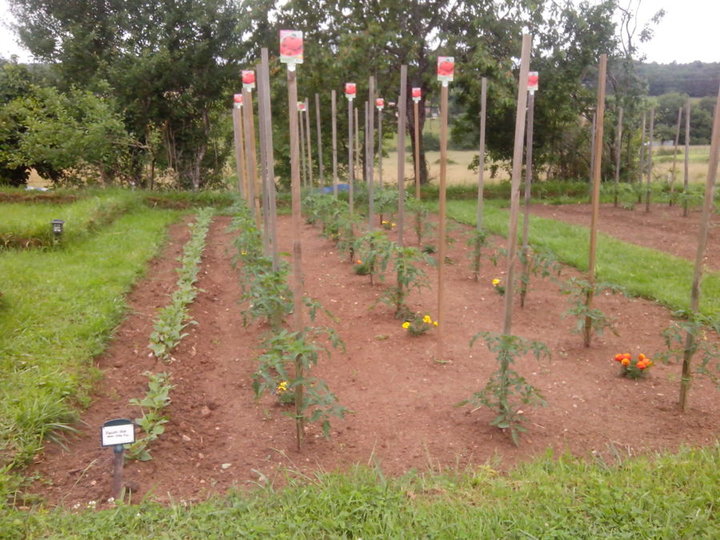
101,419 -> 135,447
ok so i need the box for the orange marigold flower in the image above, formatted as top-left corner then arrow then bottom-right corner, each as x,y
614,353 -> 624,363
621,358 -> 630,366
638,353 -> 646,361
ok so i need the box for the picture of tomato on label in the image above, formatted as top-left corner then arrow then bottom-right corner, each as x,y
242,70 -> 255,86
233,94 -> 243,104
375,98 -> 384,109
345,83 -> 356,97
280,30 -> 303,63
411,88 -> 421,99
437,56 -> 455,79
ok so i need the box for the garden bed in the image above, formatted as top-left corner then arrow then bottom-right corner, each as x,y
23,207 -> 720,509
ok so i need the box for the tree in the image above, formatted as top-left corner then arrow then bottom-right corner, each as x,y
9,0 -> 246,188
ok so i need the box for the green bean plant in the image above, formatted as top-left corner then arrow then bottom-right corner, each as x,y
459,332 -> 549,446
126,371 -> 173,462
148,208 -> 213,361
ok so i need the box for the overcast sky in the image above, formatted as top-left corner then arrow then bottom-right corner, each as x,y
0,0 -> 717,64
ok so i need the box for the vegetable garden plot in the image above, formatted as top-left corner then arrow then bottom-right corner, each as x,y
24,212 -> 720,509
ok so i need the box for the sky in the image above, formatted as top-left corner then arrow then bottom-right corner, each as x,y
0,0 -> 718,64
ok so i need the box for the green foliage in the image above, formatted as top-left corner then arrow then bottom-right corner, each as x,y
0,207 -> 178,503
405,197 -> 435,248
467,228 -> 488,281
460,332 -> 549,446
252,327 -> 346,437
379,244 -> 431,318
354,230 -> 394,286
126,372 -> 173,462
519,245 -> 562,305
561,277 -> 624,343
401,313 -> 438,336
149,208 -> 213,361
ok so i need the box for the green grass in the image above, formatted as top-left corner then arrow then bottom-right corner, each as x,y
0,190 -> 140,249
2,445 -> 719,537
0,207 -> 179,501
446,199 -> 720,319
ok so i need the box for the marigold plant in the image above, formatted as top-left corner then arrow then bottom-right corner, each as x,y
614,352 -> 653,379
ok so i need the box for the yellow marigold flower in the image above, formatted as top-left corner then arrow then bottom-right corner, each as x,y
276,381 -> 289,393
391,222 -> 396,227
433,321 -> 439,326
356,259 -> 362,264
422,315 -> 432,324
402,321 -> 410,329
492,278 -> 501,286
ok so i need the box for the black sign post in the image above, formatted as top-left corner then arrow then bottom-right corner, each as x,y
101,418 -> 135,500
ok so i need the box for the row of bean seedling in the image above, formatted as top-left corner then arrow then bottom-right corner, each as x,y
231,203 -> 345,443
127,208 -> 214,461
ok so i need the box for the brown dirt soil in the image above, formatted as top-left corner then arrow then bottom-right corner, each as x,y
25,209 -> 720,510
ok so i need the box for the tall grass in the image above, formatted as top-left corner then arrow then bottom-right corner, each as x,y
3,445 -> 719,537
446,200 -> 720,318
0,207 -> 179,502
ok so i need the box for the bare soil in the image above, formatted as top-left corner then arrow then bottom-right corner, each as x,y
26,206 -> 720,509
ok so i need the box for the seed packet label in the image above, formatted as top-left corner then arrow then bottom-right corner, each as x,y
412,87 -> 421,103
280,30 -> 303,65
297,101 -> 306,112
242,70 -> 256,91
345,82 -> 356,100
233,93 -> 243,109
101,419 -> 135,447
437,56 -> 455,84
528,71 -> 539,93
375,98 -> 384,110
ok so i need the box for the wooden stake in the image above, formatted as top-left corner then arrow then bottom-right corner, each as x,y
355,106 -> 360,183
680,84 -> 720,411
305,98 -> 313,187
332,90 -> 338,197
413,98 -> 421,200
683,99 -> 691,217
255,61 -> 272,259
584,53 -> 607,348
232,103 -> 247,200
259,48 -> 279,270
638,110 -> 646,201
437,81 -> 449,360
670,106 -> 682,204
348,95 -> 355,213
397,65 -> 407,246
645,107 -> 654,212
501,33 -> 531,336
299,105 -> 307,187
242,86 -> 260,225
315,93 -> 324,185
286,67 -> 305,450
613,106 -> 623,207
520,90 -> 535,309
367,77 -> 375,229
589,112 -> 596,195
476,77 -> 487,230
378,103 -> 383,186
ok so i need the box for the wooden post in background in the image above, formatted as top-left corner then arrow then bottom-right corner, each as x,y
413,92 -> 421,200
589,112 -> 596,195
331,90 -> 338,197
255,62 -> 272,259
304,97 -> 313,187
242,83 -> 259,225
683,99 -> 691,217
299,103 -> 307,187
520,84 -> 536,309
680,84 -> 720,411
638,110 -> 646,201
436,65 -> 451,360
346,83 -> 356,213
645,107 -> 655,212
397,65 -> 407,246
670,106 -> 682,204
315,93 -> 324,186
259,48 -> 278,270
613,106 -> 623,207
354,106 -> 360,184
584,53 -> 608,348
502,35 -> 531,336
377,98 -> 383,186
232,95 -> 247,200
367,76 -> 375,229
476,77 -> 487,229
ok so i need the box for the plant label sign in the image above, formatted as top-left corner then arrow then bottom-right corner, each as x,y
528,71 -> 539,94
242,70 -> 256,91
101,418 -> 135,447
412,87 -> 421,103
297,101 -> 306,112
375,98 -> 385,110
437,56 -> 455,86
280,30 -> 303,70
345,82 -> 356,101
233,93 -> 243,109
